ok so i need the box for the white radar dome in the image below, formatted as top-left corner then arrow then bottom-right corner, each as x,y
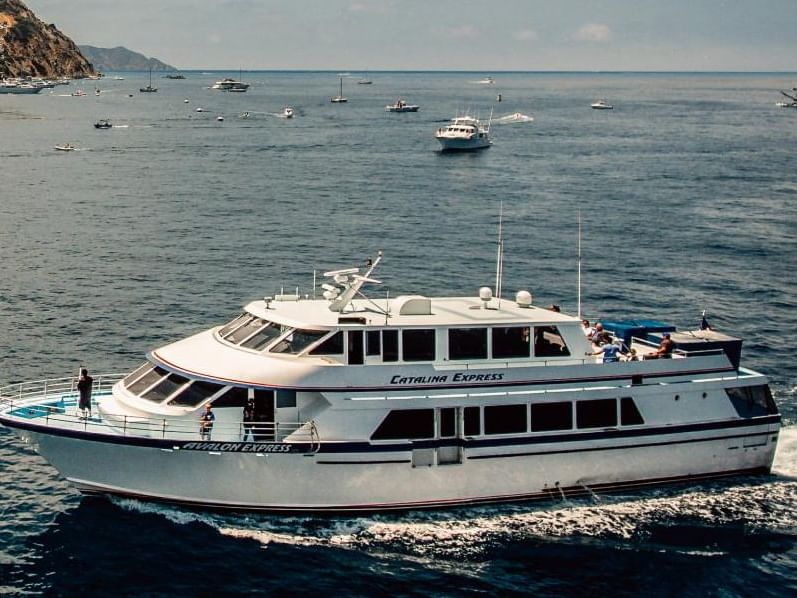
515,290 -> 533,308
479,287 -> 493,301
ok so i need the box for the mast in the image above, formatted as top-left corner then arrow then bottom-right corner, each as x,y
577,210 -> 582,319
495,201 -> 504,306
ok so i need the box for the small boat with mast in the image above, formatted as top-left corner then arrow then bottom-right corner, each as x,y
331,77 -> 348,103
140,68 -> 157,93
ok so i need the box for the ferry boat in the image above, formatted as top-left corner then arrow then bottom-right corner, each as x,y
435,114 -> 492,151
0,252 -> 780,512
211,77 -> 249,92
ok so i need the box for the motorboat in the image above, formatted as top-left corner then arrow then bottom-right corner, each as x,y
0,81 -> 44,94
94,120 -> 112,129
165,74 -> 186,79
71,89 -> 86,97
0,251 -> 780,512
53,143 -> 76,151
435,114 -> 492,151
281,106 -> 295,118
591,99 -> 613,109
331,77 -> 347,103
211,77 -> 249,92
385,99 -> 419,113
475,76 -> 495,85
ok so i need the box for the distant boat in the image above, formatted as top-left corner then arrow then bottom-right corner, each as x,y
113,76 -> 125,81
385,98 -> 419,113
211,71 -> 249,92
281,106 -> 295,118
0,81 -> 43,94
331,77 -> 348,103
475,76 -> 495,85
94,119 -> 112,129
140,68 -> 158,93
591,99 -> 613,110
357,72 -> 373,85
54,143 -> 76,151
435,113 -> 492,151
165,74 -> 186,79
71,89 -> 86,97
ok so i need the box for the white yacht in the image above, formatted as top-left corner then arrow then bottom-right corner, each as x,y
0,253 -> 780,512
591,99 -> 613,110
435,114 -> 492,151
385,99 -> 419,113
0,80 -> 44,94
211,78 -> 249,92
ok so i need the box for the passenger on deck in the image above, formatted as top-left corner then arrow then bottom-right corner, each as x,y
589,337 -> 624,363
645,333 -> 675,359
581,319 -> 596,338
77,368 -> 93,419
242,398 -> 255,441
591,323 -> 611,346
548,304 -> 561,313
199,403 -> 215,440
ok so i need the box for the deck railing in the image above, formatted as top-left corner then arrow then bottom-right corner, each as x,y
0,374 -> 318,447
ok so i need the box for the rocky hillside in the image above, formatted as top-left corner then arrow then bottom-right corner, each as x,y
79,45 -> 175,72
0,0 -> 95,78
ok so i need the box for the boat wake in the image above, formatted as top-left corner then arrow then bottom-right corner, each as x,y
494,112 -> 534,124
111,427 -> 797,561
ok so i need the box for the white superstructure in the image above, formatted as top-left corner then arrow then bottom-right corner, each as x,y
0,253 -> 780,512
435,114 -> 492,151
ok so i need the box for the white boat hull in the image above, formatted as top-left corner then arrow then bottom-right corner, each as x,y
13,417 -> 777,512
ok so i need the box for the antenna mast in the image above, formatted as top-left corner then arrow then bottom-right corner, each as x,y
577,210 -> 582,319
495,201 -> 504,306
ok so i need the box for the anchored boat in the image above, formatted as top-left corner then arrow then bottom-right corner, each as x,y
0,252 -> 780,512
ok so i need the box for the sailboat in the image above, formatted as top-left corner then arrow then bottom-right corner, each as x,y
140,67 -> 157,93
331,77 -> 347,103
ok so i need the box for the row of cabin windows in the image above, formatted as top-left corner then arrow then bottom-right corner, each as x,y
218,313 -> 571,362
371,397 -> 644,441
122,362 -> 297,408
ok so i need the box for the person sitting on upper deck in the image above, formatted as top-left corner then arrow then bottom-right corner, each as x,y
582,319 -> 596,338
588,337 -> 624,363
591,323 -> 611,346
645,332 -> 675,359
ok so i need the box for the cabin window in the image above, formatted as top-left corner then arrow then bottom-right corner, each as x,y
449,328 -> 487,360
576,399 -> 617,429
126,365 -> 169,395
123,362 -> 153,389
439,407 -> 456,438
726,385 -> 778,418
348,331 -> 364,365
402,329 -> 436,362
169,380 -> 225,407
270,329 -> 328,354
366,330 -> 381,356
382,330 -> 399,362
225,316 -> 264,344
484,404 -> 528,435
492,326 -> 530,359
309,331 -> 344,355
620,397 -> 644,425
464,406 -> 481,436
240,321 -> 283,350
531,401 -> 572,431
217,313 -> 247,337
371,409 -> 434,440
534,326 -> 571,358
212,386 -> 250,408
276,390 -> 297,408
141,372 -> 190,403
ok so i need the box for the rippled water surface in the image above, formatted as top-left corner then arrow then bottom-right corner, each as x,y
1,71 -> 796,595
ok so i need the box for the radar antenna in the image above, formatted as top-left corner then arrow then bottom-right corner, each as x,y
322,251 -> 383,312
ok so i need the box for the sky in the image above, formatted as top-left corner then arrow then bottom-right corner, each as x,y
26,0 -> 797,71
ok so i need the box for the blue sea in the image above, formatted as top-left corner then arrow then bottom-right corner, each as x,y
1,71 -> 796,595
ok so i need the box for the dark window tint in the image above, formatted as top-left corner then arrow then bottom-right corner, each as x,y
449,328 -> 487,360
402,329 -> 436,361
371,409 -> 434,440
276,390 -> 297,408
141,373 -> 190,403
620,397 -> 644,425
309,331 -> 344,355
484,404 -> 528,435
492,327 -> 530,359
726,385 -> 778,418
439,407 -> 456,438
383,330 -> 398,362
169,380 -> 224,407
534,326 -> 571,357
123,362 -> 153,389
240,321 -> 282,350
127,366 -> 169,395
576,399 -> 617,429
217,313 -> 247,337
464,406 -> 481,436
366,330 -> 381,356
226,317 -> 264,344
212,386 -> 249,408
348,331 -> 364,365
271,329 -> 328,354
531,401 -> 572,431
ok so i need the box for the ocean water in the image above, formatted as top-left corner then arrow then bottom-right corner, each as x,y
1,71 -> 796,595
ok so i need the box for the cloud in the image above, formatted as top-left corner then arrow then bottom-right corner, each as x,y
574,23 -> 612,43
444,25 -> 477,39
513,29 -> 538,42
